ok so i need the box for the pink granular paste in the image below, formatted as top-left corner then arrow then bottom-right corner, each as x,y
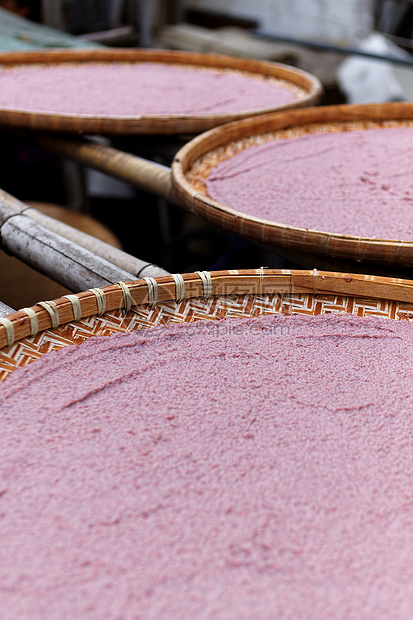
0,62 -> 296,116
206,126 -> 413,240
1,312 -> 413,619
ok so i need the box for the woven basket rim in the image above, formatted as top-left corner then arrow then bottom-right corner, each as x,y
1,268 -> 413,353
0,48 -> 322,135
172,182 -> 413,245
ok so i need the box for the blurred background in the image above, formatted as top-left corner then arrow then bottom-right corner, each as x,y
1,0 -> 413,308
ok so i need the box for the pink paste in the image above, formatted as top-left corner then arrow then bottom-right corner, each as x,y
0,63 -> 296,116
206,126 -> 413,240
1,312 -> 413,618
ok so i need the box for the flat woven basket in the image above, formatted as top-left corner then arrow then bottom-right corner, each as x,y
172,102 -> 413,267
2,268 -> 413,382
0,48 -> 321,135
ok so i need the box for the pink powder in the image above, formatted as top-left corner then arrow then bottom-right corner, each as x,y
1,312 -> 413,618
206,126 -> 413,240
0,62 -> 296,117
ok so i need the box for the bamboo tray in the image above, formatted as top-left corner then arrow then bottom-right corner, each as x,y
36,102 -> 413,270
2,268 -> 413,381
0,48 -> 322,135
173,102 -> 413,267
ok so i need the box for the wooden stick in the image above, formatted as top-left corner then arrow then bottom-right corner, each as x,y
35,135 -> 176,204
0,201 -> 135,291
0,189 -> 169,279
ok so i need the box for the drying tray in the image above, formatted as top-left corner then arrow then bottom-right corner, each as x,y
0,48 -> 322,135
1,268 -> 413,382
37,102 -> 413,271
172,102 -> 413,267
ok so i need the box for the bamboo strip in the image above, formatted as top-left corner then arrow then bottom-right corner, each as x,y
0,201 -> 135,291
2,269 -> 413,350
0,189 -> 169,278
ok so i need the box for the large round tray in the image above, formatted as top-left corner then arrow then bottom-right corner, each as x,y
172,102 -> 413,267
0,48 -> 322,135
2,268 -> 413,381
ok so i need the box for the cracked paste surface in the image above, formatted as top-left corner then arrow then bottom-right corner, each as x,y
1,313 -> 413,618
0,63 -> 296,116
206,126 -> 413,240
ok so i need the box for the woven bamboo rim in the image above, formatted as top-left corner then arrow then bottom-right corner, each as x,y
172,102 -> 413,266
2,268 -> 413,381
0,48 -> 322,135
